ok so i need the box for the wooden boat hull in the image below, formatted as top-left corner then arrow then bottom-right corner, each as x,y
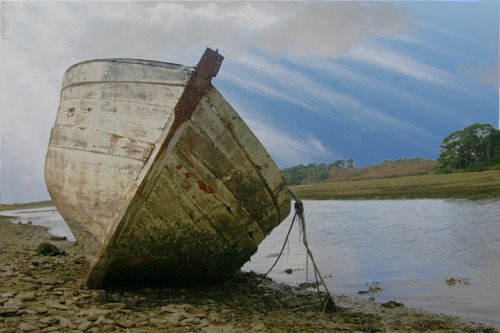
44,48 -> 291,288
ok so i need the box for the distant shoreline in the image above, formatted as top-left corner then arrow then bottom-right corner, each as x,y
0,200 -> 54,211
2,170 -> 500,210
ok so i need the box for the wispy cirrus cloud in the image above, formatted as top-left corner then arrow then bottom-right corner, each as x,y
221,52 -> 437,141
347,46 -> 458,88
416,20 -> 479,44
223,53 -> 380,121
292,57 -> 466,124
241,112 -> 335,167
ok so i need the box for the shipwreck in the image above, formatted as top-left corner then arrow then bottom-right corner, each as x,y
44,48 -> 291,288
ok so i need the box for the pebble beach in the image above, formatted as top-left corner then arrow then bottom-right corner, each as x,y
0,216 -> 497,333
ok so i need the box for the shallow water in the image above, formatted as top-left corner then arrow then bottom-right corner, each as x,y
243,199 -> 500,328
3,199 -> 499,328
1,206 -> 75,241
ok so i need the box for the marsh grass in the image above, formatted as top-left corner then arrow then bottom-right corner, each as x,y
291,170 -> 500,200
0,200 -> 53,211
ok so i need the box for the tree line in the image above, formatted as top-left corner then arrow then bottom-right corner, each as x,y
281,157 -> 354,186
282,123 -> 500,186
438,123 -> 500,172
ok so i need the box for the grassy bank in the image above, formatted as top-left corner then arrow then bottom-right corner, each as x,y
291,170 -> 500,200
0,200 -> 53,211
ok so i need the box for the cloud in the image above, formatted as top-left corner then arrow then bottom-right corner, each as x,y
0,1 -> 417,203
221,52 -> 438,142
416,20 -> 479,44
347,45 -> 457,88
458,58 -> 500,91
72,1 -> 409,60
253,2 -> 409,58
222,52 -> 375,120
243,115 -> 334,168
292,57 -> 466,124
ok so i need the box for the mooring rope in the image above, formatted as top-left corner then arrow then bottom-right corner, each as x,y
256,188 -> 336,312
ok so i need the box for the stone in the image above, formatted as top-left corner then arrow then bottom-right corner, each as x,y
168,316 -> 180,327
180,317 -> 200,326
149,318 -> 169,327
208,312 -> 220,323
109,293 -> 126,303
40,278 -> 58,286
77,319 -> 93,331
0,306 -> 20,316
90,290 -> 106,302
36,242 -> 61,256
47,302 -> 69,310
39,316 -> 59,325
18,322 -> 39,332
77,308 -> 111,318
53,315 -> 76,329
100,318 -> 115,325
49,235 -> 68,241
16,309 -> 36,315
187,306 -> 207,318
252,322 -> 267,332
3,299 -> 23,307
43,328 -> 60,332
15,292 -> 36,302
32,307 -> 49,314
115,319 -> 135,328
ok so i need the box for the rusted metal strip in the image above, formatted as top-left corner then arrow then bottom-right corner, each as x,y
135,47 -> 224,197
160,47 -> 224,154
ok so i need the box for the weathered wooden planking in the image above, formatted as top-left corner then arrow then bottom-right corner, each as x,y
61,83 -> 183,111
63,59 -> 190,87
46,49 -> 291,288
87,83 -> 291,286
56,97 -> 180,130
49,125 -> 155,161
45,148 -> 145,254
45,59 -> 191,256
205,88 -> 290,231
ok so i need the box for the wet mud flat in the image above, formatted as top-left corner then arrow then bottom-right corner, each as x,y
0,217 -> 497,333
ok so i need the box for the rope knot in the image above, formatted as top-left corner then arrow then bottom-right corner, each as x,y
294,200 -> 304,216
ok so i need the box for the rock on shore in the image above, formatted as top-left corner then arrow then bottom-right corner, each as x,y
0,217 -> 497,333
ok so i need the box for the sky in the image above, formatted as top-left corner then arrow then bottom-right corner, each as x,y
0,1 -> 498,204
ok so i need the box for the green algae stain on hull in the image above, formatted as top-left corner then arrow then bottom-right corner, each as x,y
45,48 -> 291,288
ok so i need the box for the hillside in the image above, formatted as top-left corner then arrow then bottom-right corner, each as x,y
282,158 -> 438,186
324,158 -> 438,182
284,158 -> 500,200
